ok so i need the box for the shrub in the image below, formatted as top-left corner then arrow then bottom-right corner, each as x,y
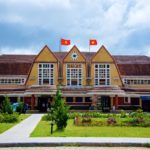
16,99 -> 24,114
82,116 -> 92,124
0,114 -> 4,122
107,117 -> 117,125
120,110 -> 127,118
1,96 -> 13,114
1,113 -> 19,123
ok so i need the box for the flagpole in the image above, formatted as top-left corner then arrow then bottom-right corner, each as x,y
89,41 -> 90,52
59,39 -> 61,52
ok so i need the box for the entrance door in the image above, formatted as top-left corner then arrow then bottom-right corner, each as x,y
101,96 -> 111,112
38,97 -> 51,112
142,100 -> 150,112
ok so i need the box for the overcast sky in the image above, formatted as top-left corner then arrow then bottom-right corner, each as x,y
0,0 -> 150,56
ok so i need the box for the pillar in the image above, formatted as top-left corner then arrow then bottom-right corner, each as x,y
115,95 -> 118,110
110,96 -> 113,109
31,95 -> 35,110
83,97 -> 85,103
139,98 -> 142,108
73,97 -> 76,103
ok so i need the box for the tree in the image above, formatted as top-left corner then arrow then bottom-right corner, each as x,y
50,88 -> 69,130
1,96 -> 13,114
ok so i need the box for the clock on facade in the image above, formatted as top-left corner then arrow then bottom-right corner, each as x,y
71,52 -> 78,60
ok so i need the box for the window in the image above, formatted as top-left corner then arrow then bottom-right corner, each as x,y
124,78 -> 150,85
66,97 -> 73,102
124,97 -> 130,104
94,64 -> 110,85
66,63 -> 82,86
38,63 -> 54,85
0,78 -> 25,85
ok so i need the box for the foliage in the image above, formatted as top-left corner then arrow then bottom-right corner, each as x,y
68,112 -> 120,119
2,113 -> 19,123
49,88 -> 69,130
16,98 -> 24,114
0,114 -> 4,122
1,96 -> 13,114
120,110 -> 127,118
0,113 -> 19,123
81,116 -> 92,125
43,109 -> 150,127
129,109 -> 147,118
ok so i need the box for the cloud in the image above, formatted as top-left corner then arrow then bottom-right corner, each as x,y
125,0 -> 150,29
0,0 -> 150,55
0,46 -> 38,55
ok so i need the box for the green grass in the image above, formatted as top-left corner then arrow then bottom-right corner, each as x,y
31,119 -> 150,137
0,114 -> 30,134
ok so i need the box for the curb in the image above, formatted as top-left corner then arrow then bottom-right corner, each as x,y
0,142 -> 149,147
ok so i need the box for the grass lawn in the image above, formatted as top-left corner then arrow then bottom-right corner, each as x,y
0,114 -> 30,134
31,119 -> 150,137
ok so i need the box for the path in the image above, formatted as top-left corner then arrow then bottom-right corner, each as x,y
0,114 -> 43,143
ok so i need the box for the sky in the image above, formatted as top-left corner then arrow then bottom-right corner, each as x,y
0,0 -> 150,56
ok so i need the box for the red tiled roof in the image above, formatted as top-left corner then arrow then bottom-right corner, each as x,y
114,55 -> 150,64
0,55 -> 35,63
117,64 -> 150,76
0,53 -> 149,76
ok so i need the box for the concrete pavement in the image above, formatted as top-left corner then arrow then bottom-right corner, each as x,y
0,114 -> 150,147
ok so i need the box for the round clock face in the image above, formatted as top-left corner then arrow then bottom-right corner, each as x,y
71,52 -> 78,60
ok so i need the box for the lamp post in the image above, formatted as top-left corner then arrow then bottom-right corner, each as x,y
51,121 -> 54,134
50,108 -> 54,134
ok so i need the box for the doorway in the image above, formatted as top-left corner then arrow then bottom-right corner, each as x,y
101,96 -> 111,112
38,96 -> 52,112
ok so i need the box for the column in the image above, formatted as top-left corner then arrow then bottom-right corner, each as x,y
73,97 -> 76,103
110,96 -> 113,110
83,97 -> 85,103
31,95 -> 35,110
139,98 -> 142,108
115,95 -> 118,110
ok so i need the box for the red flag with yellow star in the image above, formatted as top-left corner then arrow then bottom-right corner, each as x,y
90,39 -> 97,45
61,39 -> 71,45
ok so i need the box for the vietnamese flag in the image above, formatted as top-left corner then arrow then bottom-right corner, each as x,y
90,39 -> 97,45
61,38 -> 71,45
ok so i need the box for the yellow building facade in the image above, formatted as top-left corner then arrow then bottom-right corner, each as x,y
0,45 -> 150,112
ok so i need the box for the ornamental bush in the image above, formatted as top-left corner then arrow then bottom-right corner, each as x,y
1,96 -> 13,114
2,113 -> 19,123
16,99 -> 24,114
0,113 -> 19,123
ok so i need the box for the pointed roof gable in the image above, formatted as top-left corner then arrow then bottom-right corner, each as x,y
34,45 -> 58,62
63,45 -> 86,62
91,45 -> 114,63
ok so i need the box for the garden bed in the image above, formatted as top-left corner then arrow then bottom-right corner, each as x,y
31,119 -> 150,137
31,110 -> 150,137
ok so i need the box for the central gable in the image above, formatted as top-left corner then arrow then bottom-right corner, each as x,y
92,45 -> 114,63
63,45 -> 86,62
35,45 -> 58,62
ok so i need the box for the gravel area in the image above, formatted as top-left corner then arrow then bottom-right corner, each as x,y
0,147 -> 149,150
